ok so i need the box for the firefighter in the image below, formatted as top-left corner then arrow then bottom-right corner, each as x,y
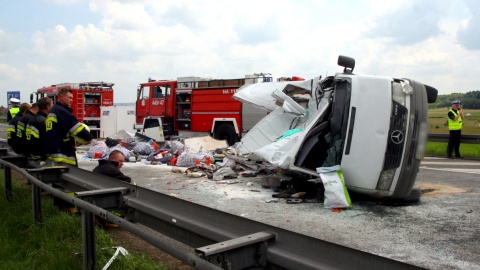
7,103 -> 31,154
26,97 -> 53,161
16,103 -> 39,155
44,88 -> 93,166
7,98 -> 21,121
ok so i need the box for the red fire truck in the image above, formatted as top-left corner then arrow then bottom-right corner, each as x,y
135,74 -> 292,145
30,82 -> 114,136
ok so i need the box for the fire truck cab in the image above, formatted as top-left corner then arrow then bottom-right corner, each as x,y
31,82 -> 114,137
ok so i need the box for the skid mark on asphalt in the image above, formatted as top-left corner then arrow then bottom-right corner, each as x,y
421,161 -> 480,166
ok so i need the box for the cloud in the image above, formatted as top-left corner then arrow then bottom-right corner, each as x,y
26,63 -> 57,74
0,63 -> 21,81
362,0 -> 448,46
42,0 -> 80,4
456,0 -> 480,50
0,30 -> 11,54
0,29 -> 25,56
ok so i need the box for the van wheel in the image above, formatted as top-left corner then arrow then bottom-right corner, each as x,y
213,124 -> 237,146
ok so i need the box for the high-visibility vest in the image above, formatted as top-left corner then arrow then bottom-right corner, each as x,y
448,110 -> 462,130
9,107 -> 20,119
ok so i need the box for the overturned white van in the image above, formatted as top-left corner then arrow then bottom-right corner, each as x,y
234,55 -> 438,200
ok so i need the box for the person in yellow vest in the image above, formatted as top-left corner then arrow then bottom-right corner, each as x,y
447,100 -> 464,159
7,98 -> 21,121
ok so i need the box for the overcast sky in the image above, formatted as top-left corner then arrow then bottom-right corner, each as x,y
1,0 -> 479,106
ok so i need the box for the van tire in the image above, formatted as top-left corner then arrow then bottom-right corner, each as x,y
213,124 -> 237,146
401,185 -> 421,203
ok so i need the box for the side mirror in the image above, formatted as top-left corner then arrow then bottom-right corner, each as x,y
338,55 -> 355,73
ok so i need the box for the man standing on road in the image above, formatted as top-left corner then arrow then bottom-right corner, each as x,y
45,88 -> 93,166
447,100 -> 464,159
26,97 -> 53,161
92,150 -> 132,183
7,98 -> 21,122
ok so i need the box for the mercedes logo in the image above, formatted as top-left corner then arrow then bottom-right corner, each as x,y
391,130 -> 404,144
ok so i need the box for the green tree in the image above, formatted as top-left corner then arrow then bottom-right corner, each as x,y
464,90 -> 480,99
431,92 -> 480,109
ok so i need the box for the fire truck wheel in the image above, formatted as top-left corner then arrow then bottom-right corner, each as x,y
213,124 -> 237,146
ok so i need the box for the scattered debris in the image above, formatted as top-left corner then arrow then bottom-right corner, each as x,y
84,131 -> 332,207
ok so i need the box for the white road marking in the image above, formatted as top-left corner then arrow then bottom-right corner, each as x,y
421,167 -> 480,175
421,162 -> 480,166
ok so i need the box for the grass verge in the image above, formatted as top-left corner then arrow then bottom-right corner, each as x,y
0,175 -> 170,270
425,142 -> 480,158
428,108 -> 480,134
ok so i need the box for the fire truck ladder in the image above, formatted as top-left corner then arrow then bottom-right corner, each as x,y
75,90 -> 84,120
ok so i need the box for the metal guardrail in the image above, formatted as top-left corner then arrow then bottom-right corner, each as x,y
0,143 -> 423,270
428,134 -> 480,144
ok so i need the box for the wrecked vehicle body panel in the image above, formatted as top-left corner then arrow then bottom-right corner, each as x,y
236,77 -> 328,167
234,56 -> 437,199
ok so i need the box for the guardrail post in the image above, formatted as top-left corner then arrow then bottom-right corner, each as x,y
1,156 -> 29,201
75,187 -> 129,270
32,185 -> 43,224
4,165 -> 12,200
81,208 -> 96,270
0,152 -> 23,201
1,155 -> 27,201
0,148 -> 8,158
27,167 -> 69,224
196,231 -> 275,269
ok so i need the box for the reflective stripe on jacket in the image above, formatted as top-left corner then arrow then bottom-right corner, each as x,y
44,102 -> 93,165
7,113 -> 24,154
26,111 -> 48,160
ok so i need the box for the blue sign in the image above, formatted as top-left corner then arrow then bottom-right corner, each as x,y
7,91 -> 21,109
